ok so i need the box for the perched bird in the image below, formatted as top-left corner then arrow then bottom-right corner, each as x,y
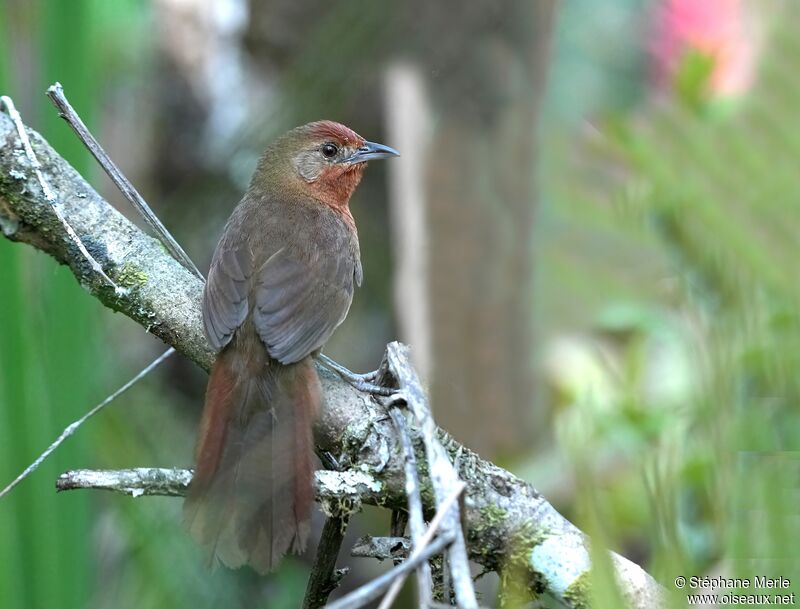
184,121 -> 398,573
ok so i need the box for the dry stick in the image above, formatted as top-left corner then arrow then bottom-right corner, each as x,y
56,468 -> 387,507
377,482 -> 465,609
45,82 -> 203,280
0,95 -> 123,293
53,467 -> 459,609
57,467 -> 193,497
302,516 -> 350,609
326,535 -> 453,609
389,406 -> 434,608
385,344 -> 477,609
0,349 -> 174,500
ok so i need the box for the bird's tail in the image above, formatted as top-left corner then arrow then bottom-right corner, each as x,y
184,347 -> 318,573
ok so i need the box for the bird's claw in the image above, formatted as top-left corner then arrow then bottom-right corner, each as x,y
317,353 -> 393,396
350,379 -> 395,396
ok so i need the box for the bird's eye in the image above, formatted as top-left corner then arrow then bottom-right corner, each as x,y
321,143 -> 339,159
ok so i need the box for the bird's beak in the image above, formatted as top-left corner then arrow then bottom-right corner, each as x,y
342,141 -> 400,164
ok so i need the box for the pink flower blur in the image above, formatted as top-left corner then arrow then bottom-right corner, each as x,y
650,0 -> 757,98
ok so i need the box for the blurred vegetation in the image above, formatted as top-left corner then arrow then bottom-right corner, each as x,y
541,1 -> 800,604
0,3 -> 103,608
2,0 -> 799,608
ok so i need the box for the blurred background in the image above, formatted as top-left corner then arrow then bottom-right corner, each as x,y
1,0 -> 798,607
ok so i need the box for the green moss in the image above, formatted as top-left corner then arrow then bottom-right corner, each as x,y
319,494 -> 362,519
499,569 -> 548,609
497,521 -> 549,608
563,571 -> 592,609
508,521 -> 547,563
470,505 -> 508,549
481,504 -> 508,526
116,263 -> 148,288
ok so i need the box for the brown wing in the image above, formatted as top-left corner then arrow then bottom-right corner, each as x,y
203,194 -> 360,361
202,246 -> 251,351
252,245 -> 356,364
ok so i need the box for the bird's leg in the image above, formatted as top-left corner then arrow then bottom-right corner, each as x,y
316,353 -> 393,396
318,353 -> 378,382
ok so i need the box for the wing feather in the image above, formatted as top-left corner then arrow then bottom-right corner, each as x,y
202,200 -> 360,362
254,247 -> 355,364
202,246 -> 251,351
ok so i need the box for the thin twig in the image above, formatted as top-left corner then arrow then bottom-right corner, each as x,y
56,468 -> 386,508
0,348 -> 174,500
377,482 -> 465,609
325,534 -> 454,609
385,344 -> 477,609
45,82 -> 204,280
56,466 -> 192,497
0,95 -> 124,293
389,406 -> 433,608
302,516 -> 350,609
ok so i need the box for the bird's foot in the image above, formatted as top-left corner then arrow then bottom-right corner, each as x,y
317,353 -> 394,396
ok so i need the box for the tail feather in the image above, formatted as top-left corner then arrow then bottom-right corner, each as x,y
184,347 -> 318,573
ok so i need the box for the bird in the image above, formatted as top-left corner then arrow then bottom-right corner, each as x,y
184,121 -> 398,573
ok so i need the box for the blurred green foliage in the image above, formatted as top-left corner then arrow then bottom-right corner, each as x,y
0,3 -> 165,608
0,3 -> 101,608
543,3 -> 800,604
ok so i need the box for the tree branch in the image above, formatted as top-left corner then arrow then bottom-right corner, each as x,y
302,515 -> 349,609
327,534 -> 455,609
56,468 -> 385,505
388,406 -> 434,606
46,83 -> 203,280
382,348 -> 476,609
0,109 -> 667,609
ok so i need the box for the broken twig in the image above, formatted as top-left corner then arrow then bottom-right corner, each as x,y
46,82 -> 203,279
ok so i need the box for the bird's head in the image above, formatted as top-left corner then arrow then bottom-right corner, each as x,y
255,120 -> 399,211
